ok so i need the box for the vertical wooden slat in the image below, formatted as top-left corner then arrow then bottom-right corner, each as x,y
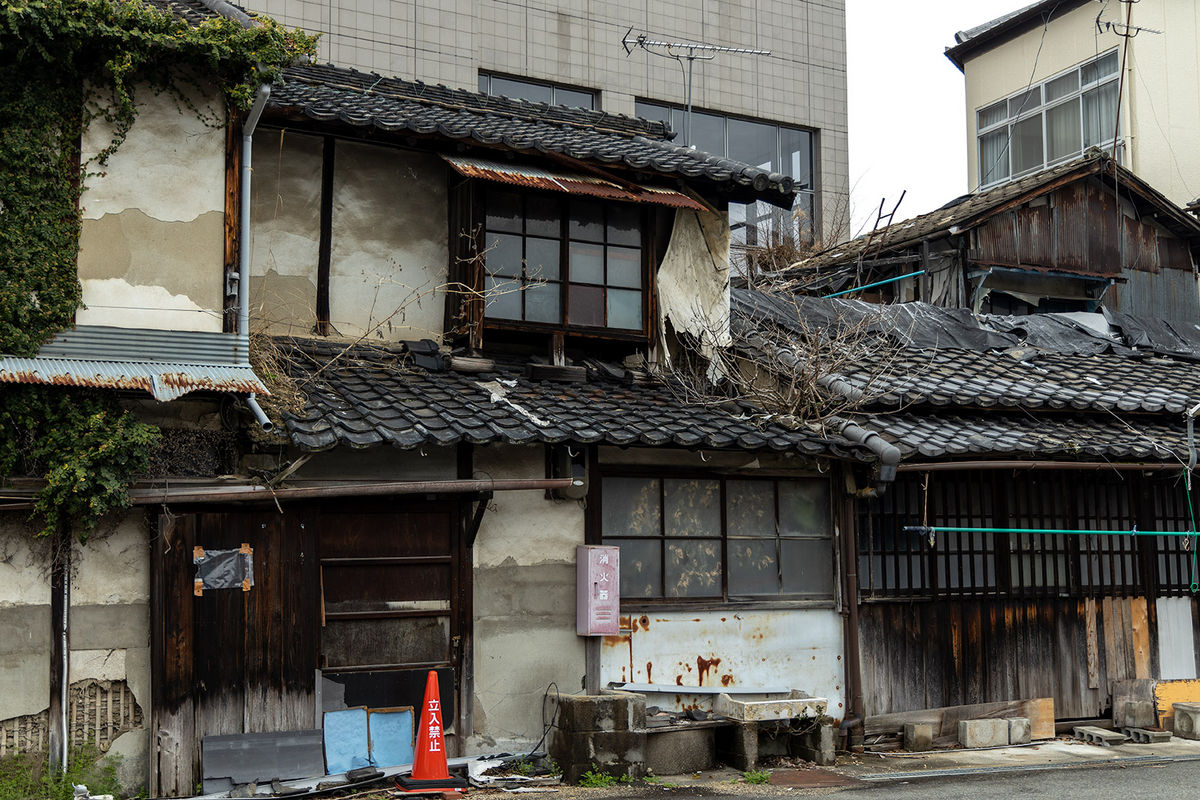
1085,597 -> 1100,689
1131,597 -> 1151,679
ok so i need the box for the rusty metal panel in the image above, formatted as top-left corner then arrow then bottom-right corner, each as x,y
0,358 -> 267,401
1087,183 -> 1122,273
1053,183 -> 1089,271
442,154 -> 706,210
1016,205 -> 1053,267
598,609 -> 846,719
973,212 -> 1019,266
1158,234 -> 1194,272
1123,216 -> 1160,273
1110,268 -> 1200,323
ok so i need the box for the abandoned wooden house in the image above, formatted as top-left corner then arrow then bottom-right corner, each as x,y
789,148 -> 1200,322
733,290 -> 1200,743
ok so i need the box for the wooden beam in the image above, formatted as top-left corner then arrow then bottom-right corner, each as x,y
865,697 -> 1055,744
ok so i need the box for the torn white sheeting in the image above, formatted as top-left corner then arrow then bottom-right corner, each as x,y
476,379 -> 550,427
656,208 -> 732,364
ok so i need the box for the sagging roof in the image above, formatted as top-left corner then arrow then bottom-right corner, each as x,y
274,337 -> 869,459
732,290 -> 1200,461
945,0 -> 1090,70
267,64 -> 797,207
793,149 -> 1200,273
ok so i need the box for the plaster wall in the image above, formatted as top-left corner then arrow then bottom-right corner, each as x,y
0,512 -> 151,792
961,0 -> 1200,205
77,82 -> 226,332
249,128 -> 323,336
328,141 -> 449,342
468,444 -> 587,752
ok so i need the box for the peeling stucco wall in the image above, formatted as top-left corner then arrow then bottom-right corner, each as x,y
328,141 -> 448,342
250,128 -> 322,335
77,82 -> 227,332
656,208 -> 732,363
0,511 -> 151,792
469,444 -> 586,753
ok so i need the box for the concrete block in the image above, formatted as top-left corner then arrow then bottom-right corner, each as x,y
789,718 -> 836,766
1124,700 -> 1156,729
549,729 -> 646,784
1007,717 -> 1031,745
903,723 -> 932,752
646,727 -> 714,775
1172,703 -> 1200,740
958,719 -> 1009,749
714,691 -> 827,722
557,692 -> 644,733
1073,726 -> 1129,747
715,722 -> 758,771
1121,727 -> 1172,744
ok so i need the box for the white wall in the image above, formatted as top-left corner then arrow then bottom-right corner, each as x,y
77,82 -> 227,332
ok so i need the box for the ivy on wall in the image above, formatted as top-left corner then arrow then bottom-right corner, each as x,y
0,0 -> 317,539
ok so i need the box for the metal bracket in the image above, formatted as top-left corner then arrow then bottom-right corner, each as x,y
466,491 -> 492,547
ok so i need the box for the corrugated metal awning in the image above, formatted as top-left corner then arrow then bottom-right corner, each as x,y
0,357 -> 268,401
442,155 -> 707,210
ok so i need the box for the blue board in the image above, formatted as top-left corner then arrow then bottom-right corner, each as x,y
323,707 -> 371,774
369,707 -> 415,768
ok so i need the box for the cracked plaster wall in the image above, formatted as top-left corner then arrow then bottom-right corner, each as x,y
77,81 -> 226,332
468,444 -> 585,753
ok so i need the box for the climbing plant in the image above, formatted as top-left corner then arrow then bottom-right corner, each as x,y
0,0 -> 317,538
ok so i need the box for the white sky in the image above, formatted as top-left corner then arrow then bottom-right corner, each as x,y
845,0 -> 1029,236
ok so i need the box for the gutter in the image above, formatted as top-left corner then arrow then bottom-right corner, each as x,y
832,418 -> 900,496
239,84 -> 273,431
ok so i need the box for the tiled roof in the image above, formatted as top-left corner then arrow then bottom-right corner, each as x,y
732,290 -> 1200,417
275,338 -> 867,458
945,0 -> 1090,69
266,64 -> 797,206
142,0 -> 244,26
855,412 -> 1187,461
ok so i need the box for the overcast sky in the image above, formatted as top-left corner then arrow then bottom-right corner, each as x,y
845,0 -> 1028,235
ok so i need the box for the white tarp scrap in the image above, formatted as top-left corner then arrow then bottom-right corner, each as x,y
656,207 -> 732,364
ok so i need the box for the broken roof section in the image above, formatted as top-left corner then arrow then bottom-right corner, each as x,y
792,149 -> 1200,274
267,63 -> 797,208
944,0 -> 1090,70
731,290 -> 1200,461
275,337 -> 870,460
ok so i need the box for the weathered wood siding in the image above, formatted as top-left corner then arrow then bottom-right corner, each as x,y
858,596 -> 1168,719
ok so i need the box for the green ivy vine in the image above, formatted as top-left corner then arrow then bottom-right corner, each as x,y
0,0 -> 317,539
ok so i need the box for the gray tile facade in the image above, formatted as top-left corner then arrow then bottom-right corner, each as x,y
244,0 -> 848,240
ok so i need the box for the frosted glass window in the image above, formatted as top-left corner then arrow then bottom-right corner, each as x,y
1046,97 -> 1081,163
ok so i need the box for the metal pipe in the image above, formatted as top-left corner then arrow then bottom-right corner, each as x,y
824,269 -> 926,299
245,393 -> 273,432
60,546 -> 69,772
904,525 -> 1197,537
897,460 -> 1183,473
834,419 -> 901,494
130,477 -> 575,505
840,495 -> 864,749
238,83 -> 271,364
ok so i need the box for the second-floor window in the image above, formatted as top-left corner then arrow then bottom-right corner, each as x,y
483,190 -> 644,333
478,73 -> 597,110
978,50 -> 1120,187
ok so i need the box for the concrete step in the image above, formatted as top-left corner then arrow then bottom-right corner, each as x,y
1120,727 -> 1173,744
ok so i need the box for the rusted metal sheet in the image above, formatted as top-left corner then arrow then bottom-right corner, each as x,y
0,357 -> 266,401
1053,183 -> 1089,271
973,212 -> 1018,265
1158,233 -> 1193,271
598,609 -> 846,719
1111,268 -> 1200,321
1016,205 -> 1052,267
1088,184 -> 1122,273
1123,215 -> 1160,274
442,155 -> 706,210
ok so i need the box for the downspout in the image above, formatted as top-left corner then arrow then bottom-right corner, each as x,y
839,492 -> 864,751
239,84 -> 274,432
59,543 -> 69,772
833,418 -> 901,496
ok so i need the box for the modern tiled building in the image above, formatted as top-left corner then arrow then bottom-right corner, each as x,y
243,0 -> 849,245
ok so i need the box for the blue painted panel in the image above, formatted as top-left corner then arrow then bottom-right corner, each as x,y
369,707 -> 415,767
324,707 -> 371,774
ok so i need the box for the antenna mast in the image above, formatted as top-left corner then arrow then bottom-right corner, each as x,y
622,28 -> 770,147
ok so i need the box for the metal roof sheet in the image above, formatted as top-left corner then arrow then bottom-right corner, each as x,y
0,358 -> 267,401
442,155 -> 707,210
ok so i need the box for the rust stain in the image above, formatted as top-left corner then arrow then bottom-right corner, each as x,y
646,662 -> 653,683
697,656 -> 721,686
639,615 -> 650,631
675,675 -> 683,686
720,675 -> 733,687
601,633 -> 631,649
619,614 -> 632,629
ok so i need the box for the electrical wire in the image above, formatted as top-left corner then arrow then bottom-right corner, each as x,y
526,682 -> 560,761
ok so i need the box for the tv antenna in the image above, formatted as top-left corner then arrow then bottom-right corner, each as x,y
622,28 -> 770,148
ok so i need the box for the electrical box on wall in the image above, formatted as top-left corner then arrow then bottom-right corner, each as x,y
576,545 -> 619,636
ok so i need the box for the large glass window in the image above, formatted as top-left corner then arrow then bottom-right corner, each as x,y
483,190 -> 644,332
602,475 -> 833,602
977,50 -> 1120,187
634,101 -> 815,248
478,73 -> 597,110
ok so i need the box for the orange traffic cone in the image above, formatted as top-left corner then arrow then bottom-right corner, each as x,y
395,671 -> 467,794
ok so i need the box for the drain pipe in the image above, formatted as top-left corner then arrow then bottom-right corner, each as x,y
59,544 -> 69,772
1187,401 -> 1200,476
239,84 -> 273,432
833,418 -> 901,496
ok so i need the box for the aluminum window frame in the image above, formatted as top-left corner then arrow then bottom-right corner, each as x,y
477,72 -> 599,110
977,49 -> 1122,188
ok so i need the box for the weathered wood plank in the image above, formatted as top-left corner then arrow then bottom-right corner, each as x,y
1131,596 -> 1151,680
866,697 -> 1054,741
1085,598 -> 1100,689
1103,596 -> 1118,688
